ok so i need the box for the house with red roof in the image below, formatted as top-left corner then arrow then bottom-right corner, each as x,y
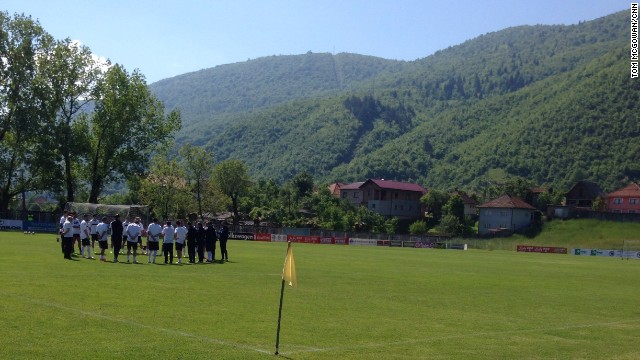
477,194 -> 537,235
334,179 -> 427,219
327,182 -> 346,197
604,183 -> 640,213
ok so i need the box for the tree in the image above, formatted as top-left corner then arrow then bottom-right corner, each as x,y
37,38 -> 106,203
289,171 -> 314,203
180,144 -> 216,220
212,159 -> 251,227
442,195 -> 465,221
409,220 -> 429,235
138,154 -> 192,220
85,65 -> 181,203
438,214 -> 467,236
0,13 -> 58,212
420,190 -> 450,220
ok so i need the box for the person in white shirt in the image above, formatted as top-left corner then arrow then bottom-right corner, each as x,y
89,214 -> 100,254
121,218 -> 130,255
174,220 -> 187,264
72,212 -> 82,254
146,218 -> 162,264
62,216 -> 74,259
96,217 -> 109,261
59,210 -> 68,255
80,214 -> 94,259
161,221 -> 175,264
125,218 -> 142,263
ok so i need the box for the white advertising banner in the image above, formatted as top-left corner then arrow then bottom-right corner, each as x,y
572,248 -> 640,259
271,234 -> 288,243
349,238 -> 378,246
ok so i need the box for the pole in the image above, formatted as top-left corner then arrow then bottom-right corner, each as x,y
274,276 -> 286,355
275,241 -> 291,355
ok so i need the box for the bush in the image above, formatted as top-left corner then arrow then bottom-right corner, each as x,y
409,220 -> 429,235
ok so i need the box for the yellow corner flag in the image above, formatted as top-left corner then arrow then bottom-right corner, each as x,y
282,242 -> 296,288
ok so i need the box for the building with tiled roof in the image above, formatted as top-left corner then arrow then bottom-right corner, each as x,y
605,183 -> 640,213
565,180 -> 604,208
477,194 -> 536,235
334,179 -> 427,219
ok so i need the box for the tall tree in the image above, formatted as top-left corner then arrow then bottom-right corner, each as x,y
179,144 -> 217,220
36,38 -> 106,202
420,190 -> 450,220
0,12 -> 58,212
442,194 -> 465,221
85,65 -> 181,203
139,154 -> 192,220
212,159 -> 251,227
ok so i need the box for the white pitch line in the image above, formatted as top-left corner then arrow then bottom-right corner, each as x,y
0,291 -> 272,355
280,318 -> 640,356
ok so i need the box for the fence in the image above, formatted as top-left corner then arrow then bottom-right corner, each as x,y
0,210 -> 59,223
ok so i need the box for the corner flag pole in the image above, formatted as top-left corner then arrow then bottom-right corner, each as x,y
275,241 -> 295,355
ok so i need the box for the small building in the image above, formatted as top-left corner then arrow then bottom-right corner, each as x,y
335,179 -> 427,219
450,190 -> 478,218
605,183 -> 640,213
477,194 -> 537,235
327,182 -> 346,197
565,180 -> 604,208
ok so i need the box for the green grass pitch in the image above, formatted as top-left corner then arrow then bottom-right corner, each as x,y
1,232 -> 639,359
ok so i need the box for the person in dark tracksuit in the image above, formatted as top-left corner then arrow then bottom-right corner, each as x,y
110,214 -> 124,263
218,223 -> 229,262
196,222 -> 206,263
186,222 -> 197,263
205,221 -> 217,262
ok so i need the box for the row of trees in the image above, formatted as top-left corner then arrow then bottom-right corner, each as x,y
125,147 -> 397,233
0,12 -> 180,212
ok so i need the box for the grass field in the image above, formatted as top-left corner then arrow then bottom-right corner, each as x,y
462,219 -> 640,251
1,231 -> 639,359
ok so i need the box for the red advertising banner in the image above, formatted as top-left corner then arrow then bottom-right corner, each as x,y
287,235 -> 321,244
254,233 -> 272,242
517,245 -> 567,254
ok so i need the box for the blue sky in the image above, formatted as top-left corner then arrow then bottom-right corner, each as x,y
3,0 -> 629,83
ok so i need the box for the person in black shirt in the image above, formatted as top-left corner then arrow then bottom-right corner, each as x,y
186,222 -> 197,263
218,223 -> 229,262
110,214 -> 124,263
205,220 -> 217,263
196,222 -> 206,263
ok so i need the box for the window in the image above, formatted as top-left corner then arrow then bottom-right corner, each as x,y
371,203 -> 376,209
394,192 -> 399,199
484,223 -> 491,228
629,210 -> 636,214
630,198 -> 639,205
342,192 -> 347,198
500,211 -> 508,217
613,198 -> 623,205
353,192 -> 360,198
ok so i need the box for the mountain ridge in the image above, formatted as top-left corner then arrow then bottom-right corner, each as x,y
150,10 -> 637,192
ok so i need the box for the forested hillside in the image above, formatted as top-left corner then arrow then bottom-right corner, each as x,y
149,52 -> 406,145
151,10 -> 637,192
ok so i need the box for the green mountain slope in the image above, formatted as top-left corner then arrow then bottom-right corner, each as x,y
151,10 -> 637,192
149,52 -> 405,144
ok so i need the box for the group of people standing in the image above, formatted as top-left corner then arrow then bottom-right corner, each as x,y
59,211 -> 230,264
